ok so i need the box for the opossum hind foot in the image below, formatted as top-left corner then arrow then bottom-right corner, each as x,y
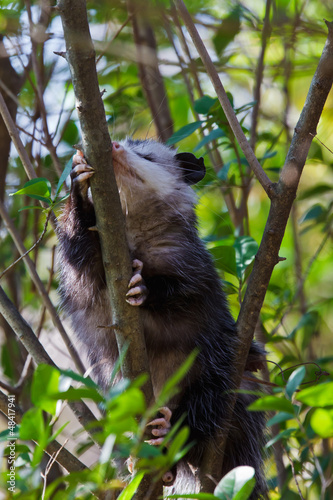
146,406 -> 172,446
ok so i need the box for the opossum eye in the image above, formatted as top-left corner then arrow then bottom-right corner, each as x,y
137,153 -> 154,162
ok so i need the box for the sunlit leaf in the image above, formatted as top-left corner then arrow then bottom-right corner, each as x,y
31,364 -> 60,416
10,178 -> 51,200
19,408 -> 45,441
248,395 -> 294,413
214,466 -> 255,500
296,382 -> 333,408
310,408 -> 333,438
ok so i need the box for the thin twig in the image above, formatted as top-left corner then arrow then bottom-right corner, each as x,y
0,389 -> 86,473
0,286 -> 100,441
0,210 -> 52,281
25,0 -> 63,177
284,447 -> 305,500
309,132 -> 333,155
0,200 -> 86,374
250,0 -> 272,150
174,0 -> 274,198
96,16 -> 132,64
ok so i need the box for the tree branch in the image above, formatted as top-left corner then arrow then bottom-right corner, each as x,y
0,389 -> 86,473
174,5 -> 333,488
0,286 -> 100,440
174,0 -> 274,198
57,0 -> 154,399
238,20 -> 333,352
0,200 -> 85,374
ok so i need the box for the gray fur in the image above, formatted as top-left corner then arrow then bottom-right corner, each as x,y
57,138 -> 266,498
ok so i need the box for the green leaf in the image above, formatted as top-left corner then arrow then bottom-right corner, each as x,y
299,204 -> 327,224
194,95 -> 218,115
53,387 -> 104,403
55,157 -> 74,197
296,382 -> 333,408
62,120 -> 79,146
214,466 -> 255,500
31,364 -> 60,416
267,412 -> 294,427
210,245 -> 237,277
233,236 -> 258,279
10,177 -> 51,200
19,408 -> 45,441
157,351 -> 197,406
58,368 -> 100,390
117,471 -> 144,500
310,408 -> 333,438
166,121 -> 203,145
285,366 -> 306,400
193,128 -> 226,152
18,205 -> 45,212
213,6 -> 241,56
166,426 -> 190,462
297,184 -> 333,200
248,395 -> 295,413
265,428 -> 298,448
49,421 -> 69,444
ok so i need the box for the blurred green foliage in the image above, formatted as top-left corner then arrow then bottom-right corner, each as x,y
0,0 -> 332,499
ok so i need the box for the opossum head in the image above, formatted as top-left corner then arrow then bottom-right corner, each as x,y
112,138 -> 206,216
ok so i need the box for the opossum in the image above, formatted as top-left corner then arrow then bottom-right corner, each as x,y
57,138 -> 266,498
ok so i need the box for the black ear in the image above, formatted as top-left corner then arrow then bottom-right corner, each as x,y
175,152 -> 206,185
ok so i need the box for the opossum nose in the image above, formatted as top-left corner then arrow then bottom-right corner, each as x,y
112,141 -> 124,157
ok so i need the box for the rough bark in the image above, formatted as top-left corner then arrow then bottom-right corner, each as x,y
57,0 -> 153,403
57,3 -> 162,497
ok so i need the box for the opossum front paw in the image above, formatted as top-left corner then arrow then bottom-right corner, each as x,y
126,259 -> 148,306
71,150 -> 95,198
146,406 -> 172,446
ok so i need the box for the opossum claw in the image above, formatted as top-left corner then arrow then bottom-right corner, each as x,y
146,406 -> 172,446
126,259 -> 148,306
71,152 -> 95,198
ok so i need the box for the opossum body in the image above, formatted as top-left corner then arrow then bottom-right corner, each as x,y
57,139 -> 266,498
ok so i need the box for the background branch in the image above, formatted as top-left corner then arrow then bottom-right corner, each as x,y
0,286 -> 100,440
128,0 -> 173,142
174,0 -> 274,198
0,389 -> 86,473
0,200 -> 85,374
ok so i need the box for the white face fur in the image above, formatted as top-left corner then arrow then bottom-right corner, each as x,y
115,138 -> 197,208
